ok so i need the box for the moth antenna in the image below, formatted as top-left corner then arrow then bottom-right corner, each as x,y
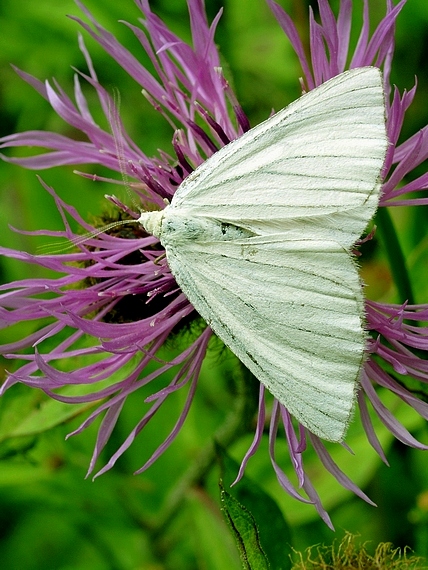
37,219 -> 140,255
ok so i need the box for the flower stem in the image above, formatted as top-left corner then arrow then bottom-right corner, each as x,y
148,364 -> 259,540
376,206 -> 415,305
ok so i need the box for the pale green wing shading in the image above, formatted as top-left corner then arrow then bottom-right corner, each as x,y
171,67 -> 387,247
165,235 -> 365,442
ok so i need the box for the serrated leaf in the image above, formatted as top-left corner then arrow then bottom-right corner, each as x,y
220,483 -> 270,570
217,445 -> 292,570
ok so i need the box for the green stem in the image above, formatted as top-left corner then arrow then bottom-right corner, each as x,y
376,206 -> 415,305
148,364 -> 259,539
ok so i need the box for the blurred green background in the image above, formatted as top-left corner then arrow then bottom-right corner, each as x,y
1,0 -> 428,568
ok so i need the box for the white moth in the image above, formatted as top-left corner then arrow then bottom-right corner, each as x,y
138,67 -> 388,442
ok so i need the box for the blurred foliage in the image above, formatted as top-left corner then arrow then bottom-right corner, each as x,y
1,0 -> 428,568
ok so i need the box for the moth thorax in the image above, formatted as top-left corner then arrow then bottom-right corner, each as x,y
161,211 -> 254,244
138,210 -> 165,239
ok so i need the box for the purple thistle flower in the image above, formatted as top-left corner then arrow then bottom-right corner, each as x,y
1,0 -> 428,529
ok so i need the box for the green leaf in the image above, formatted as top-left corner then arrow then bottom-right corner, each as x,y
220,483 -> 270,570
218,445 -> 293,570
0,385 -> 98,444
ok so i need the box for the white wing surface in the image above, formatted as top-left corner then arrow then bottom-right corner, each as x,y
164,234 -> 365,441
170,67 -> 387,248
140,67 -> 387,441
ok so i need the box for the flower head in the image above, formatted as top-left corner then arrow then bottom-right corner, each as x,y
1,0 -> 428,529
